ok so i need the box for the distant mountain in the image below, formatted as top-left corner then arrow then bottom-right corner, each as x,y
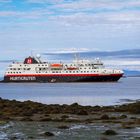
124,70 -> 140,77
43,49 -> 140,59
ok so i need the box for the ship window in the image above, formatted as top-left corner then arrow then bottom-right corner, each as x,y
81,71 -> 83,73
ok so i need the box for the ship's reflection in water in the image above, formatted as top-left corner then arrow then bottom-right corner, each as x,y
0,77 -> 140,106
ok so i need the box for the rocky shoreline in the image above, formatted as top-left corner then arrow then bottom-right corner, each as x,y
0,98 -> 140,139
0,98 -> 140,123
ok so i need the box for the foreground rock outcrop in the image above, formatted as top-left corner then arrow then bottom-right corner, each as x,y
0,98 -> 140,124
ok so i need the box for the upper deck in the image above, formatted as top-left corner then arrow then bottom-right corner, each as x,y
5,56 -> 123,76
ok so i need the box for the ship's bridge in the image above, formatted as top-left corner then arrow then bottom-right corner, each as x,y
73,58 -> 104,68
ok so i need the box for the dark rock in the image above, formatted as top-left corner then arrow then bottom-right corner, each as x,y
70,103 -> 79,107
9,136 -> 21,140
40,117 -> 52,121
109,116 -> 117,120
92,105 -> 101,111
135,119 -> 140,125
28,136 -> 34,139
122,121 -> 135,126
65,118 -> 82,123
122,125 -> 134,129
61,115 -> 69,119
77,110 -> 88,115
100,114 -> 109,120
130,117 -> 137,119
43,132 -> 55,137
44,114 -> 49,117
57,125 -> 69,129
20,117 -> 33,121
119,114 -> 127,119
117,101 -> 140,114
103,129 -> 117,135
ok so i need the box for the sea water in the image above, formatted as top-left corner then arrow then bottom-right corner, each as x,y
0,77 -> 140,106
0,77 -> 140,140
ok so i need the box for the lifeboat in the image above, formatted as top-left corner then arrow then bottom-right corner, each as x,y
67,67 -> 78,70
51,64 -> 63,67
50,63 -> 63,70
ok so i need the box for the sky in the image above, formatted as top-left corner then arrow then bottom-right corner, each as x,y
0,0 -> 140,57
0,0 -> 140,76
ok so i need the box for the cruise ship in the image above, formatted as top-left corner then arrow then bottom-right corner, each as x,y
3,55 -> 123,82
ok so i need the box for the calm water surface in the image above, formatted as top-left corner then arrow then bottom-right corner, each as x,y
0,77 -> 140,106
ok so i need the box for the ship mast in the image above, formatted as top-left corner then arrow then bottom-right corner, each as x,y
74,52 -> 80,66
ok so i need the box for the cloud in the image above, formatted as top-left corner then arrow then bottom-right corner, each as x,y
50,11 -> 140,26
0,0 -> 140,26
55,0 -> 140,11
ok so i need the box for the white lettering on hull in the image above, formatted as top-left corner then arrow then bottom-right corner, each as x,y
10,77 -> 36,81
